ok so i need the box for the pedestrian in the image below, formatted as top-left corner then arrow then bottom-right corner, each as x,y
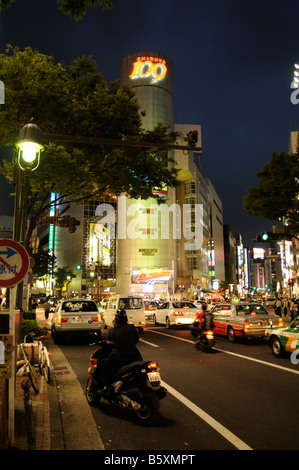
290,299 -> 297,321
43,297 -> 51,320
31,299 -> 38,312
275,298 -> 282,316
283,298 -> 289,319
0,294 -> 6,310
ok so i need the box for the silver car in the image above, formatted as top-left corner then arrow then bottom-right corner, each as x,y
51,299 -> 102,343
212,302 -> 283,342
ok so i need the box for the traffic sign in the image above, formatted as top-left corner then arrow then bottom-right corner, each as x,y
0,239 -> 30,288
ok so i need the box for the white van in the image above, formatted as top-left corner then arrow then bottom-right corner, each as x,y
103,295 -> 146,332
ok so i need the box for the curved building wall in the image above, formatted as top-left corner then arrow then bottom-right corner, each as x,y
119,51 -> 174,130
117,51 -> 176,297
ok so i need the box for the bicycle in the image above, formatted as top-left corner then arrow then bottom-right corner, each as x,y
17,334 -> 40,394
17,331 -> 52,390
37,334 -> 51,383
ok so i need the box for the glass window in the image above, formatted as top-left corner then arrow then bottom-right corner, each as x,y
119,298 -> 143,309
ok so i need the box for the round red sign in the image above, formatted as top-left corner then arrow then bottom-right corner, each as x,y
0,239 -> 30,288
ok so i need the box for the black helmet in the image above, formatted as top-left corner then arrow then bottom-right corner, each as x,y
115,308 -> 127,324
202,303 -> 207,311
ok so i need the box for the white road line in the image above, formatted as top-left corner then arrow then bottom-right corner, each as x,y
162,380 -> 252,450
139,338 -> 160,348
148,329 -> 299,375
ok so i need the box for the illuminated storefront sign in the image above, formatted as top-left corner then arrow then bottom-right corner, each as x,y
129,56 -> 167,82
133,268 -> 173,283
89,223 -> 111,267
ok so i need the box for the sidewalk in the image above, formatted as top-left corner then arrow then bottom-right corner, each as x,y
12,310 -> 105,450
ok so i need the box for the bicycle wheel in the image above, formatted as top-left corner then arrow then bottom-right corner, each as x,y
40,360 -> 50,383
28,364 -> 39,394
40,348 -> 51,383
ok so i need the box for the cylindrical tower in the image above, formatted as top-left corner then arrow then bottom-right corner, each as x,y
117,51 -> 177,297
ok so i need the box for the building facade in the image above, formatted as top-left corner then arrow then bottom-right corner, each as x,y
45,51 -> 225,299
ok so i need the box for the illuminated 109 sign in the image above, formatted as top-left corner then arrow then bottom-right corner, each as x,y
129,56 -> 167,82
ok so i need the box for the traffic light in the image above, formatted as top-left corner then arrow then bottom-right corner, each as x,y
252,231 -> 295,242
58,215 -> 80,233
186,130 -> 198,147
261,232 -> 271,241
68,217 -> 80,233
38,216 -> 55,226
38,214 -> 80,233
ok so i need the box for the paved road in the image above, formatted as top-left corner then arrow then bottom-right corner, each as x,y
54,323 -> 299,451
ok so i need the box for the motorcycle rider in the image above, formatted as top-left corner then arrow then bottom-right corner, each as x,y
93,309 -> 143,392
190,303 -> 214,343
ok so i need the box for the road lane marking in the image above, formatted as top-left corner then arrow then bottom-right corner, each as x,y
148,329 -> 299,375
162,380 -> 252,451
139,338 -> 160,348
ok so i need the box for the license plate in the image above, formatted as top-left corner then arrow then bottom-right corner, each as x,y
147,372 -> 161,383
72,316 -> 85,323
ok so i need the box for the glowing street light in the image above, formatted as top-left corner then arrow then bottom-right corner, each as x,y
16,120 -> 44,171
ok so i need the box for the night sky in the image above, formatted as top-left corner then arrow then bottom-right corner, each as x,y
0,0 -> 299,246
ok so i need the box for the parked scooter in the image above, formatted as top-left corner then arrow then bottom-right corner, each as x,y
86,341 -> 167,424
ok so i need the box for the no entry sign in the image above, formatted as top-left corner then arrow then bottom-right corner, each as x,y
0,239 -> 30,288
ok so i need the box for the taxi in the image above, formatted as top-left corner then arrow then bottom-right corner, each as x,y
265,316 -> 299,357
212,302 -> 283,343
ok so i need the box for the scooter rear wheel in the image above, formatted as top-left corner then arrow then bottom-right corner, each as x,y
135,389 -> 159,425
86,379 -> 100,406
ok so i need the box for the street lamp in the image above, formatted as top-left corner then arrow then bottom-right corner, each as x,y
7,120 -> 44,447
13,120 -> 44,243
16,120 -> 44,171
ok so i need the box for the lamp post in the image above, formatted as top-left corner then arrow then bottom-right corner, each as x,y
13,120 -> 43,320
6,120 -> 44,447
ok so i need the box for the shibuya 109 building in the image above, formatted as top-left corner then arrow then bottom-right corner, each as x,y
49,51 -> 225,300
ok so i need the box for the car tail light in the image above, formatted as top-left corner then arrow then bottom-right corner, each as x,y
244,319 -> 250,329
251,312 -> 256,315
91,314 -> 102,322
173,311 -> 184,316
57,315 -> 68,323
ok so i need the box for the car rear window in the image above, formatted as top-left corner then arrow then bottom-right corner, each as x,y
119,298 -> 143,309
172,302 -> 196,308
236,305 -> 268,315
62,301 -> 97,312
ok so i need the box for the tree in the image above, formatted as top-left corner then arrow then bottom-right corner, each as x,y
0,0 -> 113,20
243,151 -> 299,234
30,247 -> 56,280
0,46 -> 179,246
53,266 -> 76,297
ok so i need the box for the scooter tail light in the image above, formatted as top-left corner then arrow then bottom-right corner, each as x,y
90,358 -> 97,369
147,362 -> 159,371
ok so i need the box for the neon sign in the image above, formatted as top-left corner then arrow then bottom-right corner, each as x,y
129,56 -> 167,83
